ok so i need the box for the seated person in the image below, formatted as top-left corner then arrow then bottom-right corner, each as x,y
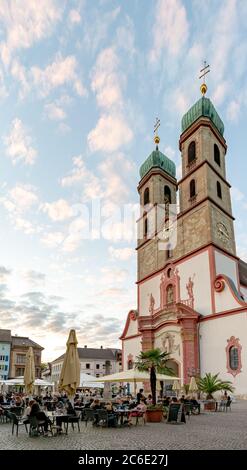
104,402 -> 117,427
128,398 -> 147,425
55,401 -> 77,433
23,400 -> 35,424
190,397 -> 200,414
163,396 -> 170,407
30,402 -> 52,436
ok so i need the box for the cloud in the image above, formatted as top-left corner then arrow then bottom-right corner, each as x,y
149,0 -> 189,63
10,59 -> 29,99
88,113 -> 133,153
60,155 -> 102,199
91,47 -> 123,110
109,247 -> 134,261
42,199 -> 74,221
31,53 -> 87,98
227,100 -> 241,122
1,184 -> 38,214
0,0 -> 62,66
23,270 -> 46,286
82,6 -> 121,53
44,102 -> 66,121
88,44 -> 133,154
68,9 -> 81,25
3,118 -> 37,165
41,231 -> 64,248
0,266 -> 11,282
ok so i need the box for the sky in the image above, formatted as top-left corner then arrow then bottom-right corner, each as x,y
0,0 -> 247,362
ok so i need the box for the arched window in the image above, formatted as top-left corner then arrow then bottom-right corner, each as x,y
144,187 -> 149,205
190,179 -> 196,199
188,141 -> 196,165
128,360 -> 133,370
164,186 -> 171,204
166,284 -> 174,304
217,181 -> 222,199
144,217 -> 148,237
214,144 -> 221,166
229,347 -> 238,371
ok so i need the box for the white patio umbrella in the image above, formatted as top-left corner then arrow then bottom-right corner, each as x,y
93,369 -> 180,383
80,372 -> 104,389
93,369 -> 180,396
4,377 -> 54,387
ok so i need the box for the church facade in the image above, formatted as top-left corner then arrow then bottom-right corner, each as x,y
120,91 -> 247,397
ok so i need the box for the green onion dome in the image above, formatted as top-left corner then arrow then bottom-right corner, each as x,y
181,96 -> 224,136
139,147 -> 176,180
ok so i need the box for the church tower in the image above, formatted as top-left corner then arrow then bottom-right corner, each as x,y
137,122 -> 177,281
175,79 -> 236,260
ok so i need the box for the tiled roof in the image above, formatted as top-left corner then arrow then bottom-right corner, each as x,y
0,329 -> 11,343
239,259 -> 247,287
11,336 -> 43,350
52,347 -> 122,364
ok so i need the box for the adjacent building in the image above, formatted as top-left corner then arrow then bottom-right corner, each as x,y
0,329 -> 11,380
9,335 -> 43,379
51,346 -> 122,389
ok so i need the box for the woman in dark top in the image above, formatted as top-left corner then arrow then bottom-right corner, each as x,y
30,402 -> 52,435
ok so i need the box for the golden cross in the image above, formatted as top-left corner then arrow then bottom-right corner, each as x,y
199,61 -> 210,95
154,117 -> 160,135
154,117 -> 160,145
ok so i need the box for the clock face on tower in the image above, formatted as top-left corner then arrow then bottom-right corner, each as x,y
217,222 -> 230,243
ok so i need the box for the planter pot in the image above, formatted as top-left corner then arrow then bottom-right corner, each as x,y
146,409 -> 163,423
204,401 -> 216,411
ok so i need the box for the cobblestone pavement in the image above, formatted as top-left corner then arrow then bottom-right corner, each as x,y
1,401 -> 247,450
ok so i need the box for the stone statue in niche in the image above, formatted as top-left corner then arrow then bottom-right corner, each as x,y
166,285 -> 174,304
149,293 -> 155,314
162,332 -> 180,356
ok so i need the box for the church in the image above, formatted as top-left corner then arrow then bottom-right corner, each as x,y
120,78 -> 247,397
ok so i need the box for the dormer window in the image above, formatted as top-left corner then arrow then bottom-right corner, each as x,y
188,141 -> 196,165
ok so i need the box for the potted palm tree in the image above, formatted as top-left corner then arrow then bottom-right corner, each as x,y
135,348 -> 174,422
197,373 -> 234,411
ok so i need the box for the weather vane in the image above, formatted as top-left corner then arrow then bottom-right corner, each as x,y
199,61 -> 210,95
154,117 -> 160,146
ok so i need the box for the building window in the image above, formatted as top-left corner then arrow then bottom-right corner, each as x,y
16,368 -> 25,376
164,186 -> 171,204
144,217 -> 148,237
229,347 -> 238,370
217,181 -> 222,199
96,374 -> 100,377
226,336 -> 242,377
214,144 -> 221,166
86,363 -> 90,369
189,179 -> 196,199
144,187 -> 149,205
16,354 -> 26,364
96,364 -> 100,369
128,360 -> 133,370
188,141 -> 196,165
